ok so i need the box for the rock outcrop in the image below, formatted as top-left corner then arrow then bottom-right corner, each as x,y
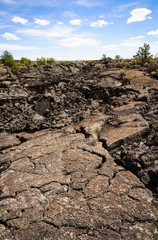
0,60 -> 158,239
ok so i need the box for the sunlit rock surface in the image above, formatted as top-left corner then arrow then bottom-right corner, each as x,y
0,60 -> 158,239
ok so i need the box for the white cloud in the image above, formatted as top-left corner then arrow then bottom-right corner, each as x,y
117,2 -> 139,12
57,21 -> 63,25
0,10 -> 8,16
75,0 -> 102,7
147,29 -> 158,35
0,24 -> 13,30
18,25 -> 73,39
34,18 -> 50,26
99,44 -> 119,50
69,19 -> 82,26
0,43 -> 36,51
63,11 -> 78,18
99,15 -> 104,18
127,8 -> 152,23
121,39 -> 144,48
1,0 -> 16,4
90,20 -> 113,27
150,41 -> 158,55
60,37 -> 101,47
10,0 -> 59,7
129,35 -> 145,40
1,32 -> 21,40
12,16 -> 28,25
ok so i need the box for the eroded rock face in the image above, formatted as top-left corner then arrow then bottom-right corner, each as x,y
0,61 -> 158,239
0,129 -> 158,240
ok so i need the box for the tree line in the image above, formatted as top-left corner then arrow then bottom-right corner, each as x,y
0,43 -> 154,70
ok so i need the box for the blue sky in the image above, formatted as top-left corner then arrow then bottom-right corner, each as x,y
0,0 -> 158,60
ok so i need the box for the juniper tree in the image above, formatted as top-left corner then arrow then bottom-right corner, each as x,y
133,43 -> 152,66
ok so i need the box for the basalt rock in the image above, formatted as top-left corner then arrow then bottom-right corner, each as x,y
0,60 -> 158,239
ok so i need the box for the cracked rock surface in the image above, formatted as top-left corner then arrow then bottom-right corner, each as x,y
0,60 -> 158,239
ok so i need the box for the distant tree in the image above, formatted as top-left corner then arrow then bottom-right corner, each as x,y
36,57 -> 47,65
20,57 -> 32,66
133,43 -> 153,66
101,54 -> 107,59
47,57 -> 55,64
0,50 -> 20,70
0,50 -> 13,64
115,55 -> 121,60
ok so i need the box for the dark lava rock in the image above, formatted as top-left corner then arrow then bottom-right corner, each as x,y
0,61 -> 158,239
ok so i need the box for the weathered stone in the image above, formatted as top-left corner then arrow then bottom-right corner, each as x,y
0,133 -> 20,151
100,103 -> 149,150
0,66 -> 7,76
83,175 -> 109,198
0,62 -> 158,239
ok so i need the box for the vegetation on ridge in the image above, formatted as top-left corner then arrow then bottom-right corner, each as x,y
20,57 -> 32,66
133,43 -> 153,66
0,50 -> 20,71
0,44 -> 158,79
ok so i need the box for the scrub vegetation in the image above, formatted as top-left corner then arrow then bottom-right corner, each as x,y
0,44 -> 158,79
0,50 -> 20,71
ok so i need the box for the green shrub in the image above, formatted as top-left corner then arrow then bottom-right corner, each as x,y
150,70 -> 158,79
58,60 -> 74,64
85,60 -> 94,63
1,50 -> 13,64
115,55 -> 121,60
101,54 -> 107,59
0,50 -> 20,70
115,61 -> 130,68
20,57 -> 32,66
47,57 -> 55,64
36,57 -> 47,65
4,58 -> 20,71
148,61 -> 158,72
133,43 -> 153,66
119,69 -> 126,79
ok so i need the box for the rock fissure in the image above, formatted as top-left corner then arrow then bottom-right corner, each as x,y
0,61 -> 158,239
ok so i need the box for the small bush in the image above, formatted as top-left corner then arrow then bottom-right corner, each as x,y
58,60 -> 72,64
151,71 -> 158,78
90,124 -> 102,140
115,55 -> 121,60
0,50 -> 20,70
4,58 -> 20,71
1,50 -> 13,64
148,61 -> 158,72
20,57 -> 32,66
85,60 -> 95,63
115,61 -> 130,68
47,57 -> 55,64
101,54 -> 107,60
119,69 -> 126,79
36,57 -> 47,65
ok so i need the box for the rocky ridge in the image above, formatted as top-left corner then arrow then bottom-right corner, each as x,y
0,59 -> 158,239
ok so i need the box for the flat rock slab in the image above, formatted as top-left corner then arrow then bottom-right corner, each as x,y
0,128 -> 157,240
100,69 -> 122,79
0,133 -> 20,151
125,70 -> 145,80
99,77 -> 122,88
125,70 -> 158,89
100,102 -> 149,150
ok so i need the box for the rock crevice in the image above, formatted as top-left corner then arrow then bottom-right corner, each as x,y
0,61 -> 158,239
